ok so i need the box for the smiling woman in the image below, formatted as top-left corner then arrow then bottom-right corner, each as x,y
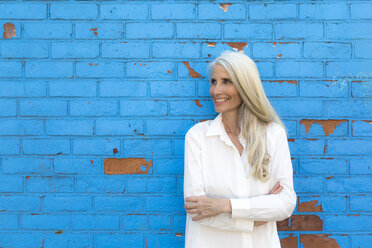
183,51 -> 296,248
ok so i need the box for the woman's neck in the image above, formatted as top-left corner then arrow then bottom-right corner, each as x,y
221,111 -> 240,136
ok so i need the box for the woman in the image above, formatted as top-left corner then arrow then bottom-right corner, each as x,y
183,51 -> 296,248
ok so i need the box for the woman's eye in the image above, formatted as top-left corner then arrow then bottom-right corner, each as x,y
210,80 -> 216,85
224,80 -> 231,84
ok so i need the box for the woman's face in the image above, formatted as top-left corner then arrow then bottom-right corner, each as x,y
209,64 -> 242,115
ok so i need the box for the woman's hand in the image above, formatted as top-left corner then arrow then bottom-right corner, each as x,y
184,196 -> 231,221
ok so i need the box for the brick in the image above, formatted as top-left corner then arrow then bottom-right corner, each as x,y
152,4 -> 195,19
25,61 -> 73,78
120,100 -> 167,116
262,80 -> 297,97
122,215 -> 147,230
104,158 -> 153,175
53,157 -> 101,175
323,195 -> 347,213
271,100 -> 322,117
352,80 -> 372,97
102,41 -> 149,58
276,62 -> 323,77
283,120 -> 297,136
95,196 -> 145,212
152,42 -> 199,59
146,233 -> 184,248
100,80 -> 147,97
304,42 -> 351,59
20,100 -> 67,117
127,176 -> 177,193
253,42 -> 301,59
174,214 -> 187,230
75,22 -> 124,39
324,100 -> 372,118
0,21 -> 20,40
299,119 -> 348,136
127,62 -> 175,79
96,119 -> 143,135
177,23 -> 221,39
146,195 -> 184,212
0,41 -> 48,58
96,233 -> 143,248
70,100 -> 117,116
153,158 -> 184,175
0,81 -> 46,97
21,214 -> 69,230
0,233 -> 43,248
280,234 -> 298,248
327,23 -> 372,39
300,234 -> 349,248
198,3 -> 246,20
169,100 -> 215,116
198,79 -> 211,97
44,233 -> 93,248
178,61 -> 208,79
123,139 -> 171,156
0,138 -> 20,154
26,176 -> 74,193
350,158 -> 372,174
351,3 -> 372,19
0,61 -> 22,78
101,4 -> 148,20
224,23 -> 272,39
73,138 -> 120,155
276,23 -> 323,39
46,120 -> 93,136
327,138 -> 372,155
327,176 -> 372,193
352,120 -> 372,136
277,215 -> 323,231
300,3 -> 348,19
76,175 -> 125,193
298,196 -> 323,212
2,157 -> 51,174
326,215 -> 372,231
300,80 -> 348,97
0,196 -> 40,211
76,61 -> 124,78
126,23 -> 173,39
174,138 -> 185,156
350,196 -> 372,212
22,138 -> 69,155
202,42 -> 250,58
0,120 -> 43,135
150,80 -> 196,97
49,80 -> 97,97
299,158 -> 348,174
256,61 -> 274,77
355,41 -> 372,58
51,42 -> 99,58
250,4 -> 296,20
326,61 -> 371,77
24,23 -> 72,39
351,235 -> 372,248
0,3 -> 46,19
0,214 -> 18,229
50,3 -> 98,20
43,196 -> 92,212
0,176 -> 23,193
146,119 -> 194,135
294,176 -> 324,193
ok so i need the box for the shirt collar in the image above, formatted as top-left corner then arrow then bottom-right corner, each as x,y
205,113 -> 247,150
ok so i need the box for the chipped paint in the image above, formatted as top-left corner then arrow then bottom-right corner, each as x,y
362,120 -> 372,125
112,148 -> 119,154
226,42 -> 247,53
167,69 -> 172,74
194,99 -> 203,108
288,138 -> 295,142
90,27 -> 98,36
104,158 -> 153,175
3,23 -> 16,39
25,176 -> 30,179
90,160 -> 94,165
55,230 -> 63,234
272,42 -> 277,47
278,215 -> 323,231
268,80 -> 297,85
280,234 -> 298,248
323,144 -> 328,155
299,199 -> 323,212
277,54 -> 282,59
300,234 -> 341,248
326,176 -> 334,180
88,63 -> 98,66
300,119 -> 347,136
219,3 -> 232,12
183,62 -> 201,78
206,42 -> 217,47
176,233 -> 183,237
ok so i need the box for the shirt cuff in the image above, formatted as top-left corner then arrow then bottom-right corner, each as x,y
230,198 -> 251,219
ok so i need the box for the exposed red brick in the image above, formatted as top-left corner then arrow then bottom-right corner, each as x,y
194,99 -> 203,108
323,144 -> 328,155
300,119 -> 347,136
288,138 -> 295,142
25,176 -> 30,179
272,42 -> 277,47
278,215 -> 323,231
167,69 -> 172,74
176,233 -> 183,237
104,158 -> 152,175
183,62 -> 201,78
362,120 -> 372,124
277,54 -> 282,59
300,234 -> 341,248
225,42 -> 247,52
90,27 -> 97,36
299,199 -> 323,212
206,42 -> 217,47
88,63 -> 98,66
112,148 -> 119,154
326,176 -> 334,180
90,160 -> 94,165
219,3 -> 232,12
267,80 -> 297,85
55,230 -> 63,234
3,23 -> 16,39
280,234 -> 298,248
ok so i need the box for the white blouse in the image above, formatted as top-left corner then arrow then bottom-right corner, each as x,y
183,113 -> 296,248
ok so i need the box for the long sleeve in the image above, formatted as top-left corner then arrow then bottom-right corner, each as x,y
230,125 -> 297,221
184,127 -> 254,232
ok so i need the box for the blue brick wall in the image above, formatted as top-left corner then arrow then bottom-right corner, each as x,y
0,1 -> 371,247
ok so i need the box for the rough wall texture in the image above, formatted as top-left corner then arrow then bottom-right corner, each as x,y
0,0 -> 371,247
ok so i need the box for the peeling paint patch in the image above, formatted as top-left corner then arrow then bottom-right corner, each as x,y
268,80 -> 297,85
183,62 -> 201,78
104,158 -> 153,175
299,199 -> 323,212
300,234 -> 341,248
226,42 -> 247,53
288,138 -> 295,142
280,234 -> 298,248
176,233 -> 183,237
277,54 -> 282,59
112,148 -> 119,154
3,23 -> 16,39
300,119 -> 347,136
362,120 -> 372,125
88,63 -> 98,66
167,69 -> 172,74
207,42 -> 217,47
194,99 -> 203,108
90,27 -> 98,36
219,3 -> 232,12
323,144 -> 327,155
277,215 -> 323,231
55,230 -> 63,234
